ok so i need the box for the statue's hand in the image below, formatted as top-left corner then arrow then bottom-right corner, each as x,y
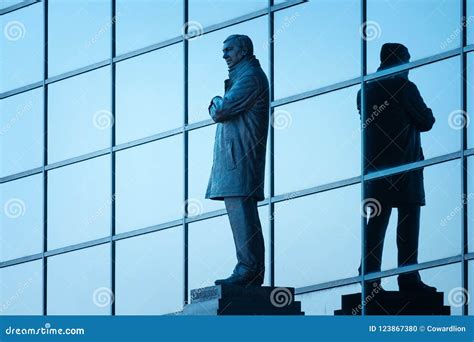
209,96 -> 223,112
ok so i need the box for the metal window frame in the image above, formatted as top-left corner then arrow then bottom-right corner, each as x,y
0,0 -> 472,316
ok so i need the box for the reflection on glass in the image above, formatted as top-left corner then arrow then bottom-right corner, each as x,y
274,86 -> 360,195
116,44 -> 183,145
189,0 -> 267,28
468,54 -> 474,148
296,284 -> 360,315
380,263 -> 461,315
115,0 -> 183,55
48,67 -> 111,164
47,155 -> 111,250
1,174 -> 43,262
367,0 -> 460,73
0,3 -> 43,93
115,226 -> 184,315
188,125 -> 225,213
188,206 -> 270,293
188,17 -> 268,123
469,0 -> 474,45
361,57 -> 460,176
47,244 -> 111,315
409,58 -> 461,158
274,184 -> 361,288
0,88 -> 43,177
48,0 -> 111,76
377,160 -> 461,271
274,0 -> 360,99
468,158 -> 474,252
0,260 -> 43,315
115,135 -> 183,234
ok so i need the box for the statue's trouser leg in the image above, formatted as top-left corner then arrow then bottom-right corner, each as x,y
397,205 -> 421,282
224,196 -> 265,275
361,205 -> 392,284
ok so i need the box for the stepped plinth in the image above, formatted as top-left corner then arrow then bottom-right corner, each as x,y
181,284 -> 305,315
335,290 -> 450,315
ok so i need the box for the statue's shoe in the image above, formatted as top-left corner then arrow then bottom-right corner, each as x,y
214,270 -> 264,286
398,279 -> 437,293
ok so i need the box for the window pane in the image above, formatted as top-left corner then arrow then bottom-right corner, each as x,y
380,263 -> 461,315
469,53 -> 474,148
48,67 -> 111,164
115,136 -> 183,234
1,174 -> 42,262
189,0 -> 267,28
377,160 -> 461,271
275,184 -> 361,288
0,3 -> 43,93
367,0 -> 461,73
115,0 -> 183,55
47,244 -> 111,315
0,260 -> 43,315
188,17 -> 268,123
274,0 -> 360,99
115,226 -> 184,315
116,44 -> 183,145
47,155 -> 111,250
188,206 -> 270,293
297,284 -> 360,316
188,125 -> 225,214
274,86 -> 361,195
0,88 -> 43,177
48,0 -> 111,77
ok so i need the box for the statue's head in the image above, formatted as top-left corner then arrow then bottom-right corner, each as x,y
222,34 -> 254,68
378,43 -> 411,77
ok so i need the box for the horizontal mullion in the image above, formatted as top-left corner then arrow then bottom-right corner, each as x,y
364,151 -> 462,182
0,0 -> 39,15
0,81 -> 43,100
45,148 -> 111,172
0,166 -> 43,184
364,48 -> 461,82
272,77 -> 361,108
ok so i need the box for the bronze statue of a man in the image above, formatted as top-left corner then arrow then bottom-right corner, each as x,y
206,34 -> 269,286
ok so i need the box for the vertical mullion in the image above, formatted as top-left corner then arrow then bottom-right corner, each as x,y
268,0 -> 275,288
42,0 -> 48,317
110,0 -> 117,316
360,0 -> 367,316
183,0 -> 189,306
461,0 -> 468,317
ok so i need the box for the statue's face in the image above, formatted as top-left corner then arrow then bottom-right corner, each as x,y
222,39 -> 245,68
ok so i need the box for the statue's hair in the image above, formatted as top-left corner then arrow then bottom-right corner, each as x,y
223,34 -> 254,56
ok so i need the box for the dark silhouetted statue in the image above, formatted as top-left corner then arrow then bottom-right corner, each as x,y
206,34 -> 269,286
357,43 -> 436,292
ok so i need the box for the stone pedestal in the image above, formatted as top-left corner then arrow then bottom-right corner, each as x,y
335,291 -> 450,315
181,284 -> 305,315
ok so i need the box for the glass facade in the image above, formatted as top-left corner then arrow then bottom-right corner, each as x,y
0,0 -> 472,317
